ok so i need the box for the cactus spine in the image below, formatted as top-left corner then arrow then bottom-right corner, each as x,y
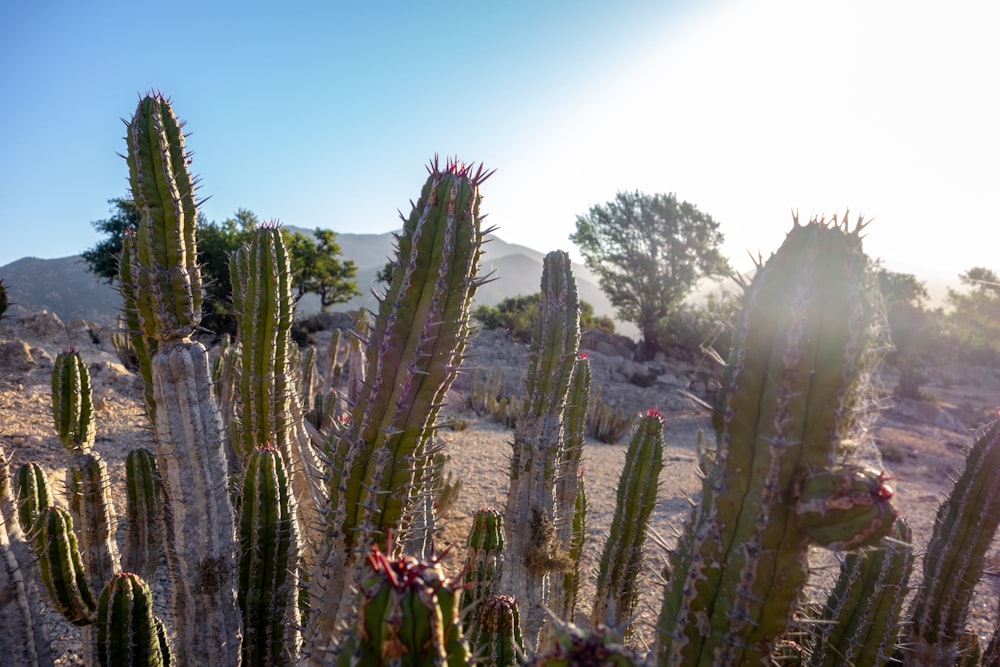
656,216 -> 895,665
125,93 -> 240,666
14,461 -> 52,532
52,350 -> 95,452
591,408 -> 664,636
475,594 -> 524,667
122,448 -> 164,583
306,159 -> 490,657
503,249 -> 581,651
96,572 -> 167,667
34,506 -> 96,626
906,419 -> 1000,665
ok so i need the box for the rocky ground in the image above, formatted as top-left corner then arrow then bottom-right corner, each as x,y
3,308 -> 1000,663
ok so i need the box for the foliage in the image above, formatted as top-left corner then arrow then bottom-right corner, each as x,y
875,264 -> 943,399
287,228 -> 360,311
946,267 -> 1000,363
473,293 -> 614,342
80,199 -> 143,283
654,287 -> 740,360
570,191 -> 730,359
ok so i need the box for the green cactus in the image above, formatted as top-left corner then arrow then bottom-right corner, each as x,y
527,620 -> 642,667
66,451 -> 121,597
586,385 -> 636,445
0,449 -> 55,667
34,506 -> 96,626
462,507 -> 505,648
503,249 -> 581,651
238,443 -> 299,666
474,594 -> 524,667
13,461 -> 52,532
562,475 -> 587,624
96,572 -> 168,667
656,216 -> 895,665
118,232 -> 158,425
335,546 -> 469,666
122,448 -> 164,583
591,407 -> 664,637
906,419 -> 1000,665
807,517 -> 913,666
125,93 -> 240,666
51,350 -> 95,453
307,158 -> 491,656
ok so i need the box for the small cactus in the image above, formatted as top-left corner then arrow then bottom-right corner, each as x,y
527,620 -> 642,667
13,461 -> 52,532
122,448 -> 164,583
96,572 -> 168,667
52,350 -> 95,453
462,507 -> 505,651
336,545 -> 469,666
33,506 -> 96,626
475,594 -> 524,667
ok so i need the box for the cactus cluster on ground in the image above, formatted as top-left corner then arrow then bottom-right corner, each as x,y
4,92 -> 1000,667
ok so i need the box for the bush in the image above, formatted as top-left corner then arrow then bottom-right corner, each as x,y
474,293 -> 614,342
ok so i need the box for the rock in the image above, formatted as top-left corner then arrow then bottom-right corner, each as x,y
580,329 -> 636,359
16,310 -> 66,341
0,339 -> 34,371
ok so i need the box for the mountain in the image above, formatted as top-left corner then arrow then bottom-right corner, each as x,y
0,231 -> 625,332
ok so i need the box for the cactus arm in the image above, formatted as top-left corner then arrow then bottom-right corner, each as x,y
0,450 -> 54,667
807,518 -> 913,667
590,408 -> 664,636
906,419 -> 1000,665
503,249 -> 581,650
34,506 -> 96,626
66,452 -> 121,597
96,572 -> 166,667
462,507 -> 505,652
119,232 -> 158,425
13,462 -> 53,532
122,448 -> 164,583
52,350 -> 96,453
306,159 -> 489,659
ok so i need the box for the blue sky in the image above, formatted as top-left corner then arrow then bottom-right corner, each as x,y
2,1 -> 997,294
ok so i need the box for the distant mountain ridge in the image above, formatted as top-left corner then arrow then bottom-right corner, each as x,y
0,230 -> 622,332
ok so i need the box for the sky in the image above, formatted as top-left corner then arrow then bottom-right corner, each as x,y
1,1 -> 997,296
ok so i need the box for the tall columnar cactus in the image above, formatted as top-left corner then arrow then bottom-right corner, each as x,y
335,546 -> 470,666
306,158 -> 490,658
238,443 -> 299,666
475,594 -> 524,667
807,517 -> 913,667
52,350 -> 95,453
122,448 -> 164,583
96,572 -> 168,667
656,216 -> 897,665
118,232 -> 157,425
124,93 -> 240,666
591,407 -> 664,636
503,249 -> 581,650
906,418 -> 1000,665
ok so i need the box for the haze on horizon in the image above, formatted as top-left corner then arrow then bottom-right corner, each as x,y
1,1 -> 996,297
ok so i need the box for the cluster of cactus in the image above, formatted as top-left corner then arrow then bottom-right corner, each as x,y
586,385 -> 636,444
464,367 -> 519,427
8,92 -> 1000,667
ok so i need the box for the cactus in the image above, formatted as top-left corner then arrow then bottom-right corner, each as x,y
34,506 -> 96,626
655,216 -> 895,665
527,619 -> 643,667
118,232 -> 158,424
475,594 -> 524,667
122,448 -> 164,582
335,545 -> 469,666
462,507 -> 505,646
13,461 -> 53,532
124,93 -> 240,666
905,418 -> 1000,665
51,350 -> 95,453
96,572 -> 168,667
0,449 -> 55,667
561,476 -> 587,624
591,407 -> 664,636
238,443 -> 299,666
587,385 -> 636,444
806,517 -> 914,666
503,249 -> 581,650
306,158 -> 491,657
66,451 -> 121,597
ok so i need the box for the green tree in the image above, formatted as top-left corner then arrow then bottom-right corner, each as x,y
570,191 -> 730,359
197,209 -> 260,335
875,265 -> 941,398
946,267 -> 1000,363
289,228 -> 360,311
473,293 -> 614,342
81,198 -> 143,282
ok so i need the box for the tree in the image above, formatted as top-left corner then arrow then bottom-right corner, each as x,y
288,228 -> 360,311
946,266 -> 1000,362
875,264 -> 941,398
81,199 -> 143,283
570,191 -> 730,359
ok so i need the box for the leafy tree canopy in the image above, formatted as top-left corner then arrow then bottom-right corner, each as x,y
946,266 -> 1000,363
473,293 -> 615,342
570,191 -> 730,359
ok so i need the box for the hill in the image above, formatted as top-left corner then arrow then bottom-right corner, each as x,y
0,230 -> 624,332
